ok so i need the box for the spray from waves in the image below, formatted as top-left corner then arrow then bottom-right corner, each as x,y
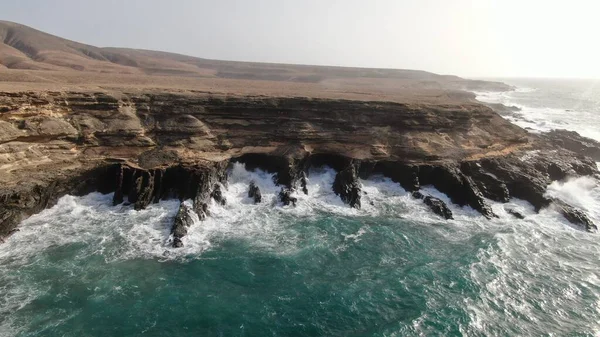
475,89 -> 576,135
3,163 -> 599,261
2,163 -> 600,335
473,82 -> 600,142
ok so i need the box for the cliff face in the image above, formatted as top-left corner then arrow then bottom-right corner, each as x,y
0,91 -> 528,164
0,91 -> 597,242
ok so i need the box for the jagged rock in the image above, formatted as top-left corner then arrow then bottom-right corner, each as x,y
411,191 -> 425,199
478,151 -> 597,212
171,203 -> 195,248
376,162 -> 420,192
192,162 -> 229,219
133,171 -> 156,210
541,129 -> 600,161
279,188 -> 297,206
507,209 -> 525,219
299,171 -> 309,195
461,162 -> 510,203
424,196 -> 454,220
333,164 -> 361,208
211,184 -> 226,205
555,201 -> 597,232
419,164 -> 496,219
111,165 -> 165,209
248,180 -> 262,203
112,165 -> 128,205
412,191 -> 453,220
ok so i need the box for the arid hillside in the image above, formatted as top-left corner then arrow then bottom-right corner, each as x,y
0,20 -> 508,102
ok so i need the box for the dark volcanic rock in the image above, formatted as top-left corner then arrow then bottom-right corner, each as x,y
374,162 -> 420,192
113,166 -> 163,210
192,162 -> 229,219
299,171 -> 309,195
248,181 -> 262,203
478,151 -> 597,211
412,191 -> 453,220
506,208 -> 525,219
171,203 -> 195,248
332,164 -> 361,208
211,184 -> 226,205
424,196 -> 454,220
461,162 -> 510,203
542,129 -> 600,161
418,164 -> 496,219
279,188 -> 297,206
555,201 -> 597,232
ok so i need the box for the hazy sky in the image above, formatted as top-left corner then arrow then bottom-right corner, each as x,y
3,0 -> 599,78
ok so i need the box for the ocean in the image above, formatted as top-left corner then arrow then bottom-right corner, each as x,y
1,79 -> 600,336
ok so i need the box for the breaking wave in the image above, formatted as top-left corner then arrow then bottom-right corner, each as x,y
2,163 -> 600,335
474,79 -> 600,142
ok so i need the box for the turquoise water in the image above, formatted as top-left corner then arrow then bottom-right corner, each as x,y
2,164 -> 600,336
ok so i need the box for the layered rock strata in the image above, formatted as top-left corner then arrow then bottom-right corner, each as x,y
1,91 -> 598,245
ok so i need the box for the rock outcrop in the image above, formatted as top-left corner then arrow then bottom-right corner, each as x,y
279,188 -> 297,206
332,163 -> 361,209
412,191 -> 453,220
554,200 -> 597,233
248,181 -> 262,203
172,203 -> 195,248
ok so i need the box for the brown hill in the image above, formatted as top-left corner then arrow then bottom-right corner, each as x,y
0,20 -> 508,97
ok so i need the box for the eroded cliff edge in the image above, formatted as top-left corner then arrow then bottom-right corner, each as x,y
0,91 -> 598,243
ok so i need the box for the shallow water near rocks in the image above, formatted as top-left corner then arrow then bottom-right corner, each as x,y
2,163 -> 600,336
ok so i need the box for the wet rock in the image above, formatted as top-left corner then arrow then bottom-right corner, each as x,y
506,209 -> 525,219
374,162 -> 420,192
192,162 -> 229,219
112,165 -> 129,205
423,196 -> 454,220
478,151 -> 598,212
211,184 -> 226,205
132,171 -> 156,210
299,171 -> 309,195
248,180 -> 262,203
411,191 -> 424,199
419,164 -> 495,219
279,188 -> 297,206
332,164 -> 361,208
111,165 -> 165,209
412,191 -> 453,219
555,201 -> 597,232
172,203 -> 195,248
461,162 -> 510,203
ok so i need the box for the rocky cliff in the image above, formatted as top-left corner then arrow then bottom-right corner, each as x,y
1,91 -> 598,245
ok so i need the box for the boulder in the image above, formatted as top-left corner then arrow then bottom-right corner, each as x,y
279,188 -> 297,206
332,164 -> 361,208
555,201 -> 597,232
506,209 -> 525,219
423,196 -> 454,220
299,171 -> 309,195
211,184 -> 226,205
412,191 -> 453,220
248,180 -> 262,203
171,203 -> 195,248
